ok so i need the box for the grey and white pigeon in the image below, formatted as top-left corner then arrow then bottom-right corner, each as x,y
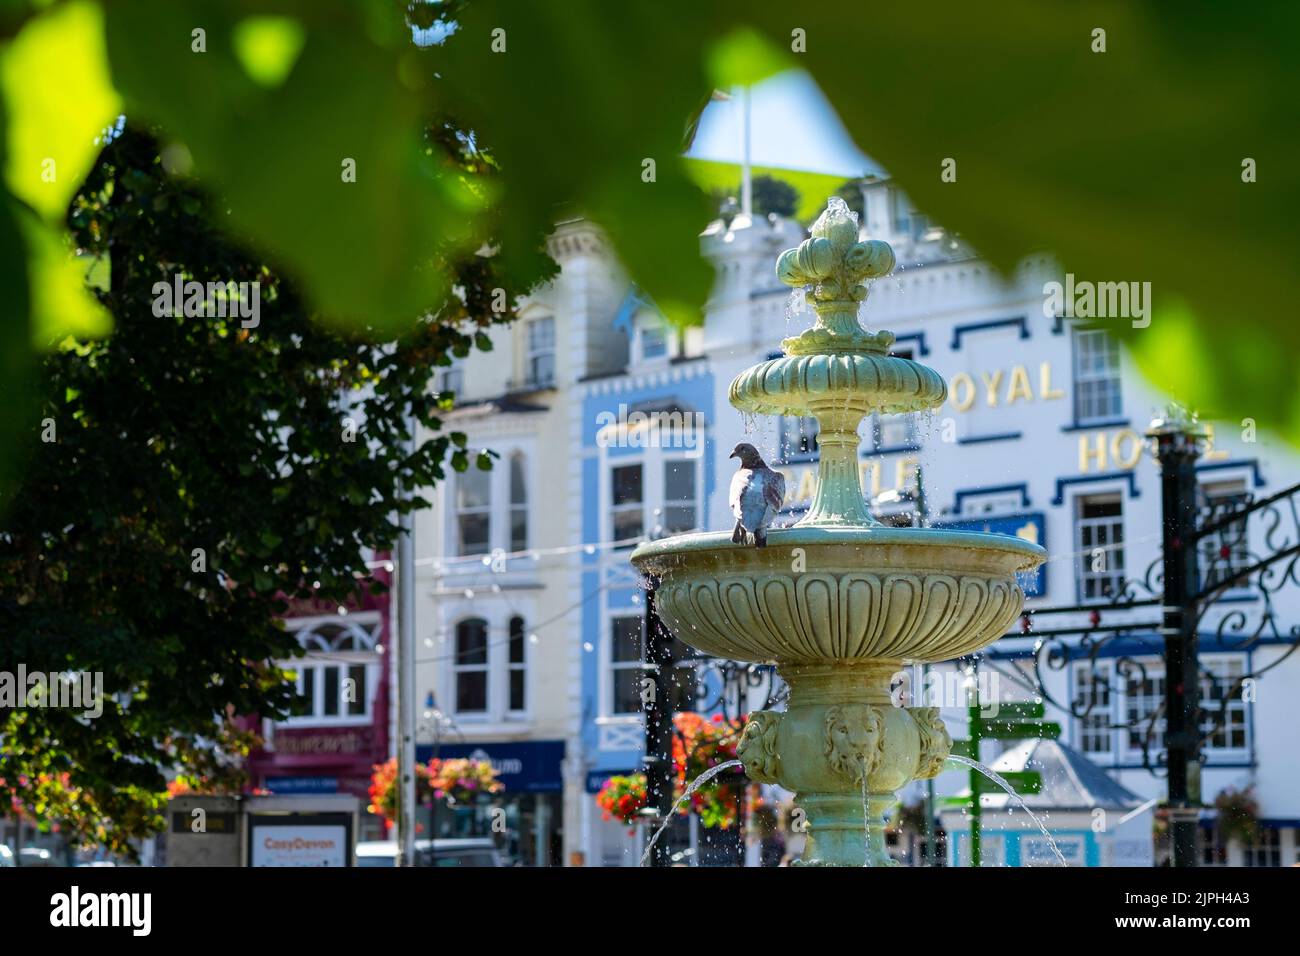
729,442 -> 785,547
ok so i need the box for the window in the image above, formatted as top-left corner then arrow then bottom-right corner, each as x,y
1124,668 -> 1165,756
456,467 -> 491,556
660,460 -> 697,535
508,616 -> 527,713
1242,828 -> 1280,867
1076,655 -> 1250,763
873,412 -> 916,451
509,453 -> 528,552
526,317 -> 555,387
781,416 -> 819,459
1200,658 -> 1248,751
454,618 -> 489,713
1199,827 -> 1228,866
640,323 -> 668,360
286,621 -> 378,725
1074,663 -> 1113,754
1075,494 -> 1124,601
891,189 -> 928,241
1073,329 -> 1122,423
610,464 -> 643,546
436,365 -> 463,396
611,616 -> 642,716
1199,481 -> 1250,593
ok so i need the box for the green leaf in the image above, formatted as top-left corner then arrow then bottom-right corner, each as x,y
706,26 -> 790,88
102,0 -> 471,333
741,2 -> 1300,441
232,15 -> 306,89
438,0 -> 716,329
1,0 -> 121,221
21,208 -> 112,347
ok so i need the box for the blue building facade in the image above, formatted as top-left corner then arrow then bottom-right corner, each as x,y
575,356 -> 715,864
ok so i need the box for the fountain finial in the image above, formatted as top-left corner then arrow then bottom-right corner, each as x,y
777,196 -> 896,354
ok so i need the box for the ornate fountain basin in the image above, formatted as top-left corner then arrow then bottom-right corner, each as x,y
631,526 -> 1044,666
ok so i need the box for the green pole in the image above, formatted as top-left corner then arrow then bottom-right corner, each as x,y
922,662 -> 937,866
968,686 -> 982,868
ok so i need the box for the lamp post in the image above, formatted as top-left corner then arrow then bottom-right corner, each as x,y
1147,410 -> 1206,867
396,415 -> 418,867
640,577 -> 676,867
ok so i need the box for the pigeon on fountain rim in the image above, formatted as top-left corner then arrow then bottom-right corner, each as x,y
729,442 -> 785,548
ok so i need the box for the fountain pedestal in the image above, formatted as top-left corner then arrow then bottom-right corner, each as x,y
631,198 -> 1046,866
739,662 -> 949,866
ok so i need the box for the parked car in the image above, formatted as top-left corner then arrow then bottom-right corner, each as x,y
354,838 -> 504,867
18,847 -> 56,867
0,845 -> 14,868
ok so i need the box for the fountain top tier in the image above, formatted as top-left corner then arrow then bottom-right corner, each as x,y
729,196 -> 947,420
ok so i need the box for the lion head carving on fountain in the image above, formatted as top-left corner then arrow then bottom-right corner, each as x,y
823,703 -> 885,784
910,706 -> 952,780
738,711 -> 782,784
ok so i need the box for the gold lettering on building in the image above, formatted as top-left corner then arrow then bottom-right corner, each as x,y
796,468 -> 816,503
1079,431 -> 1108,471
950,372 -> 976,412
1039,361 -> 1064,400
948,362 -> 1062,411
1079,428 -> 1146,473
895,457 -> 918,491
980,370 -> 1004,408
1006,365 -> 1033,404
1111,428 -> 1144,469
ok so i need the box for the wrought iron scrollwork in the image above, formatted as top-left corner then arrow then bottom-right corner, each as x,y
1000,480 -> 1300,777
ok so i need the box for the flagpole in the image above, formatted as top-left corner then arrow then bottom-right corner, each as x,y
741,85 -> 753,216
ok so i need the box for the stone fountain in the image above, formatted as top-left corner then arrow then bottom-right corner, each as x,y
631,198 -> 1047,866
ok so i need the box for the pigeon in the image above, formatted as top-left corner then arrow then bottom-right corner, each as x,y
729,442 -> 785,547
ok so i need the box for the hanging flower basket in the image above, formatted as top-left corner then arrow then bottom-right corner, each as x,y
592,711 -> 747,832
1214,785 -> 1260,847
428,757 -> 504,806
596,774 -> 648,829
368,757 -> 502,823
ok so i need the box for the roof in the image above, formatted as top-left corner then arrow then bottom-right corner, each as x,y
446,395 -> 550,418
956,738 -> 1144,812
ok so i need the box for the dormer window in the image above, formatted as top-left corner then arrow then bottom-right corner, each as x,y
526,317 -> 555,387
436,364 -> 463,397
640,322 -> 668,361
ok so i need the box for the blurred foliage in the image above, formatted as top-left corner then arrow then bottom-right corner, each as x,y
688,160 -> 843,222
0,124 -> 550,848
0,0 -> 1296,477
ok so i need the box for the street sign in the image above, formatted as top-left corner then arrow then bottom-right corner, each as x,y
981,720 -> 1062,740
951,693 -> 1062,866
973,770 -> 1042,796
986,701 -> 1046,720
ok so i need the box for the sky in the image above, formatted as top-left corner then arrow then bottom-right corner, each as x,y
687,70 -> 881,177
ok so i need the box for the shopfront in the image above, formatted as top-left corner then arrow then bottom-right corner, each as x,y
415,739 -> 565,867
